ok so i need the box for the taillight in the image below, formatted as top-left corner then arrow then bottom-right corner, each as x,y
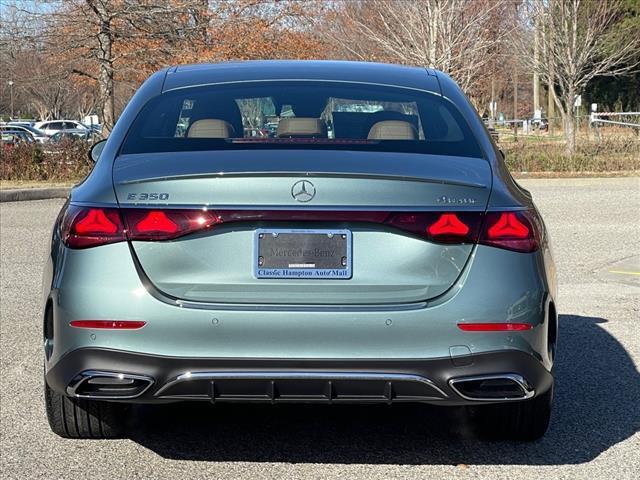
427,213 -> 470,236
123,209 -> 222,240
60,205 -> 541,252
386,212 -> 482,244
479,210 -> 541,252
61,206 -> 126,248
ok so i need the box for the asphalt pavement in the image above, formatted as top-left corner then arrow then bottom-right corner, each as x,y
1,177 -> 639,479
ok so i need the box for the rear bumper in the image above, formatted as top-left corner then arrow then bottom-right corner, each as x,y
44,242 -> 556,365
45,347 -> 553,406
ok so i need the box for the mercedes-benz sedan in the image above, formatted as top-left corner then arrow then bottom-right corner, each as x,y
43,61 -> 557,440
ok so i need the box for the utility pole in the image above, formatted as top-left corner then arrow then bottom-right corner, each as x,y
490,74 -> 496,127
513,1 -> 519,141
533,14 -> 540,119
8,80 -> 14,119
513,63 -> 518,141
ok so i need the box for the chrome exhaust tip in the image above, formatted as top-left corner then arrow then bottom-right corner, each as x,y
66,370 -> 154,399
449,374 -> 534,401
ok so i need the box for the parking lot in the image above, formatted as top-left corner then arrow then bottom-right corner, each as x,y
1,177 -> 638,479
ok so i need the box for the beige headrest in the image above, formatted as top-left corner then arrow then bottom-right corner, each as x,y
277,118 -> 326,138
367,120 -> 418,140
187,119 -> 234,138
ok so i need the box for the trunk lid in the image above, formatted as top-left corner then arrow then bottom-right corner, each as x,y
113,150 -> 491,305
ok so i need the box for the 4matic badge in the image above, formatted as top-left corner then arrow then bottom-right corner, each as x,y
437,195 -> 477,205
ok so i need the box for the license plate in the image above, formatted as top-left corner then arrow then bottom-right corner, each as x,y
255,229 -> 352,279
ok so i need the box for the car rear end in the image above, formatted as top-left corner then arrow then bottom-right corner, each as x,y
43,62 -> 557,440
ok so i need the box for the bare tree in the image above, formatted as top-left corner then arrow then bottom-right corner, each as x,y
329,0 -> 510,96
520,0 -> 640,154
6,1 -> 210,133
57,1 -> 211,134
5,0 -> 326,130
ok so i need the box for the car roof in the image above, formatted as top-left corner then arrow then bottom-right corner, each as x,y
2,124 -> 37,130
163,60 -> 441,94
37,120 -> 82,125
55,129 -> 87,133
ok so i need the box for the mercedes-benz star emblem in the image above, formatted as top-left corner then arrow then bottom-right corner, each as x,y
291,180 -> 316,202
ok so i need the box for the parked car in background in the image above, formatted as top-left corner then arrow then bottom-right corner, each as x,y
49,129 -> 98,144
44,129 -> 100,154
1,129 -> 35,149
87,123 -> 103,134
5,119 -> 36,126
1,124 -> 48,143
33,120 -> 89,136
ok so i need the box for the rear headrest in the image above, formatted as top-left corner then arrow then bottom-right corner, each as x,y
367,120 -> 418,140
187,119 -> 234,138
277,118 -> 326,138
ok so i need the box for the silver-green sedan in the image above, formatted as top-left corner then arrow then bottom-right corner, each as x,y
43,61 -> 557,441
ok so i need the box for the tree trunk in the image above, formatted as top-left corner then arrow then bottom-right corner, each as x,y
98,61 -> 115,135
92,2 -> 115,135
562,102 -> 576,155
547,79 -> 554,136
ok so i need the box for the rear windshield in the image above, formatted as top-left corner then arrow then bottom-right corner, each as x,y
121,81 -> 483,158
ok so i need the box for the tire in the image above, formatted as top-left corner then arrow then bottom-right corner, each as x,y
45,381 -> 128,439
474,383 -> 553,441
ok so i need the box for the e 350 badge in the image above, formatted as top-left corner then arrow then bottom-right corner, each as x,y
126,192 -> 170,201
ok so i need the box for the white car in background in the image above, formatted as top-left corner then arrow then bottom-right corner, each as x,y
33,120 -> 89,137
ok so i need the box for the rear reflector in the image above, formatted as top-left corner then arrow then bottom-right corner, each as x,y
70,320 -> 146,330
457,322 -> 533,331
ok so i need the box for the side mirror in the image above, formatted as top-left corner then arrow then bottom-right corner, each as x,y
89,139 -> 107,163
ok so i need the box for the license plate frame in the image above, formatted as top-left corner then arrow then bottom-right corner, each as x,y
254,228 -> 352,280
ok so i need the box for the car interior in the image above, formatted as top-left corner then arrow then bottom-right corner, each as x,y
122,82 -> 482,158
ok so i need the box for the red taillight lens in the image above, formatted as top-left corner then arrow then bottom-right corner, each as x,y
74,209 -> 119,234
123,209 -> 222,240
427,213 -> 470,237
480,210 -> 541,252
61,206 -> 126,248
457,322 -> 533,331
135,211 -> 179,234
487,212 -> 529,238
70,320 -> 146,329
386,212 -> 482,244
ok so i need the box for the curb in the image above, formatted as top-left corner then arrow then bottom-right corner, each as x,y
0,188 -> 70,202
